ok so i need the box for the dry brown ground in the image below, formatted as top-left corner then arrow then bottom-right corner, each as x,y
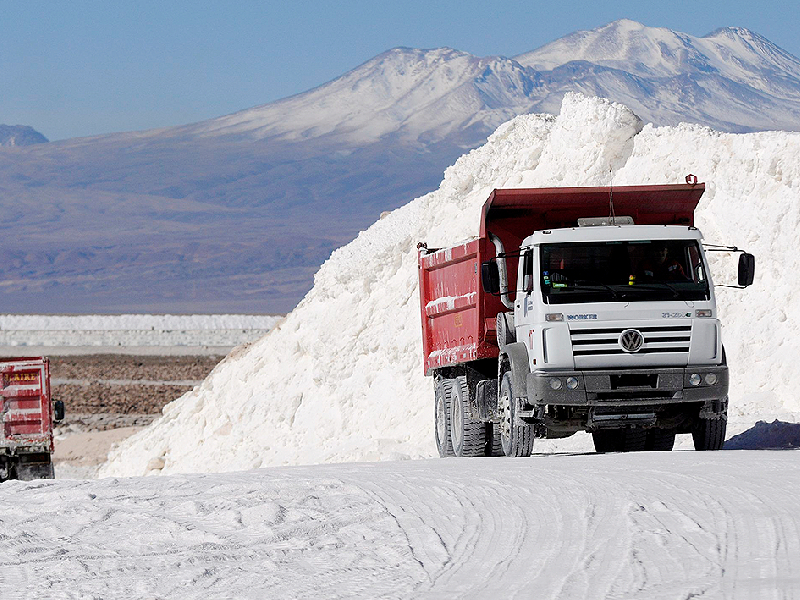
52,355 -> 221,382
51,355 -> 222,415
49,354 -> 223,476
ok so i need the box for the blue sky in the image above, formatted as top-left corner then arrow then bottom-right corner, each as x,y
2,1 -> 798,141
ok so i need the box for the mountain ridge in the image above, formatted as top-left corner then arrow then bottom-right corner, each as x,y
0,124 -> 49,147
3,19 -> 800,313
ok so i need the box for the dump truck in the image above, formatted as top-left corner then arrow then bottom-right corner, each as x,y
1,357 -> 64,480
417,180 -> 755,456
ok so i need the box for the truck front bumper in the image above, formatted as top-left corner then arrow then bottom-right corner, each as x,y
527,365 -> 729,408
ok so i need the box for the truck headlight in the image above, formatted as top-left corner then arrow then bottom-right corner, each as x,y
549,378 -> 563,390
566,376 -> 579,390
704,373 -> 718,385
689,373 -> 701,386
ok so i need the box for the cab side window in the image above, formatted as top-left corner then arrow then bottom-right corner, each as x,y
522,249 -> 534,292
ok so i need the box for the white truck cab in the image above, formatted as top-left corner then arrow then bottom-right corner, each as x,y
518,225 -> 720,370
505,224 -> 733,451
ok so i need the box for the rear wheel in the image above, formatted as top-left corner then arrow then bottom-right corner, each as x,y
15,460 -> 55,481
499,372 -> 534,457
450,376 -> 487,457
592,430 -> 617,453
485,422 -> 503,456
593,428 -> 648,453
646,428 -> 676,451
434,378 -> 454,457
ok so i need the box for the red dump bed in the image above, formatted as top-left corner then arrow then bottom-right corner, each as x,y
0,357 -> 54,453
417,183 -> 705,374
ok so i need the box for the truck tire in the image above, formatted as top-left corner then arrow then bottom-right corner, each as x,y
499,371 -> 534,457
592,431 -> 616,453
485,423 -> 503,456
645,428 -> 676,451
434,377 -> 455,457
450,376 -> 487,457
15,461 -> 55,481
693,409 -> 727,451
592,428 -> 648,453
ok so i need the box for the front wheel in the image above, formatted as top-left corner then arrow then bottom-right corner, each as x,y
499,372 -> 534,457
693,403 -> 727,451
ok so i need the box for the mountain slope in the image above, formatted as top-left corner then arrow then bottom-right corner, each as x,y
183,48 -> 537,147
3,20 -> 800,313
0,124 -> 48,147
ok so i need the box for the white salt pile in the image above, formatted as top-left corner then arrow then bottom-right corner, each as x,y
101,93 -> 800,477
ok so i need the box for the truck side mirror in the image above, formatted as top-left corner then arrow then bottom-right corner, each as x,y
53,400 -> 65,422
738,253 -> 755,287
481,261 -> 500,294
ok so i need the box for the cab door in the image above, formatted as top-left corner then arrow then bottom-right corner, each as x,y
514,248 -> 539,366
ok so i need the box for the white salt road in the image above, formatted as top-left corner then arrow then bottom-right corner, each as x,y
3,451 -> 800,599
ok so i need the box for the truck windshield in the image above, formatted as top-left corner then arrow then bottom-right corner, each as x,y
540,240 -> 710,304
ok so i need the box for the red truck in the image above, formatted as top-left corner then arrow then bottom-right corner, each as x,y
1,357 -> 64,480
418,183 -> 754,457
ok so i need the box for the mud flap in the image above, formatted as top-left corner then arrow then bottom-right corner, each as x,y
501,341 -> 531,408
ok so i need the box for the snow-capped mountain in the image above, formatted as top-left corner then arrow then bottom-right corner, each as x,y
515,19 -> 800,132
0,124 -> 48,147
180,48 -> 536,147
2,20 -> 799,314
174,21 -> 800,145
519,20 -> 800,82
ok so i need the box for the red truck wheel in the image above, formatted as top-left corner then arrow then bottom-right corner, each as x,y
485,423 -> 503,456
15,460 -> 55,481
434,378 -> 455,457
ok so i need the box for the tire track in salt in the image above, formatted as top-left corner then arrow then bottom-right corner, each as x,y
3,451 -> 800,598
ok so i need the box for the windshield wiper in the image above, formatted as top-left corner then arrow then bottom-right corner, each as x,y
630,281 -> 681,298
572,279 -> 622,299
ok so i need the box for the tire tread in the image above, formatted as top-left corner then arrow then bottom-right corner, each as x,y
499,372 -> 534,457
434,377 -> 455,457
451,376 -> 486,457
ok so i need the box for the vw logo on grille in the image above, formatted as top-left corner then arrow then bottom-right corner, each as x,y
619,329 -> 644,353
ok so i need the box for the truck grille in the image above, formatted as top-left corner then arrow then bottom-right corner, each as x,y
570,325 -> 691,357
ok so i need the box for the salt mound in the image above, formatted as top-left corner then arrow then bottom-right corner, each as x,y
101,94 -> 800,477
